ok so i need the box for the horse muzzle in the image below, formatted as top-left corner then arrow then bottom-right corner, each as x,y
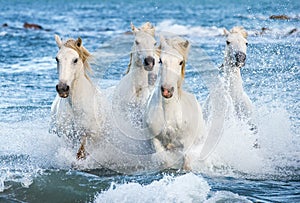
143,56 -> 155,71
161,85 -> 174,99
56,82 -> 70,98
235,51 -> 246,68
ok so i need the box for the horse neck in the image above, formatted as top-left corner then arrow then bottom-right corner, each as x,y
223,64 -> 244,98
159,87 -> 183,121
129,57 -> 150,98
69,73 -> 98,109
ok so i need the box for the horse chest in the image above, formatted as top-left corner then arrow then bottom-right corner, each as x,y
156,104 -> 186,150
157,127 -> 184,150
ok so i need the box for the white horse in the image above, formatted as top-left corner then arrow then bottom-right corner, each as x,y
201,27 -> 257,160
49,34 -> 159,172
221,26 -> 253,120
204,27 -> 252,121
50,35 -> 107,160
144,36 -> 206,169
115,22 -> 159,105
112,22 -> 159,132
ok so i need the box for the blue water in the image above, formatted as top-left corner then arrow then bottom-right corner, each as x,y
0,0 -> 299,202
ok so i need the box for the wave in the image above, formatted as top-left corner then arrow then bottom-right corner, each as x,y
156,19 -> 224,38
94,173 -> 250,203
155,19 -> 299,40
190,103 -> 299,180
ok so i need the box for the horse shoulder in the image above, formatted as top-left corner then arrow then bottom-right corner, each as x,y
117,74 -> 136,101
241,92 -> 253,115
145,100 -> 164,136
181,91 -> 206,141
182,91 -> 203,115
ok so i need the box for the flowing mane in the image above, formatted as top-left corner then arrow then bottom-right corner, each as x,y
165,37 -> 190,61
51,34 -> 107,160
63,38 -> 92,75
163,36 -> 190,84
140,22 -> 155,37
230,26 -> 248,39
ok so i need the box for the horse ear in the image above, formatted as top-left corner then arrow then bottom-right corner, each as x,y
76,37 -> 82,47
240,28 -> 248,39
145,22 -> 153,29
55,34 -> 62,48
142,22 -> 155,36
223,29 -> 230,36
180,40 -> 189,49
131,22 -> 138,33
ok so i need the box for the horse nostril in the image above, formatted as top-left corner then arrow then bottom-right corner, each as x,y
144,56 -> 155,70
235,51 -> 246,63
56,82 -> 70,98
161,85 -> 174,99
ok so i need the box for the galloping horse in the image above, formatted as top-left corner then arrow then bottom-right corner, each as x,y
201,26 -> 257,159
113,22 -> 159,131
115,22 -> 159,105
221,27 -> 253,120
144,36 -> 206,169
50,35 -> 107,160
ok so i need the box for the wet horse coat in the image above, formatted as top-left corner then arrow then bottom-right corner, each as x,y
222,27 -> 253,120
144,36 -> 206,169
50,35 -> 107,159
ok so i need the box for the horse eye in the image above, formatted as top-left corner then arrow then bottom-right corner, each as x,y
135,40 -> 139,45
226,40 -> 230,45
179,60 -> 183,65
246,42 -> 248,46
159,58 -> 162,64
73,58 -> 78,64
154,42 -> 157,46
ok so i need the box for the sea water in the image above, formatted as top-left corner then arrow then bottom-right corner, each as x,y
0,0 -> 299,202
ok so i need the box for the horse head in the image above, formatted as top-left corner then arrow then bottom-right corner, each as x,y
223,26 -> 248,69
54,34 -> 91,98
159,36 -> 190,99
129,22 -> 157,72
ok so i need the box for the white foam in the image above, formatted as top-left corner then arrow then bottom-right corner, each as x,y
0,114 -> 78,191
156,19 -> 224,38
94,173 -> 253,202
94,173 -> 211,203
0,173 -> 11,192
0,114 -> 75,170
0,168 -> 41,191
155,19 -> 299,42
3,56 -> 55,74
0,31 -> 7,37
190,100 -> 298,178
205,191 -> 251,203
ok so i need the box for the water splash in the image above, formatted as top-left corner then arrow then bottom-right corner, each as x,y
95,173 -> 210,203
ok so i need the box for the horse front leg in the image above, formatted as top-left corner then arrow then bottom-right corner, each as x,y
183,154 -> 191,171
77,135 -> 89,160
